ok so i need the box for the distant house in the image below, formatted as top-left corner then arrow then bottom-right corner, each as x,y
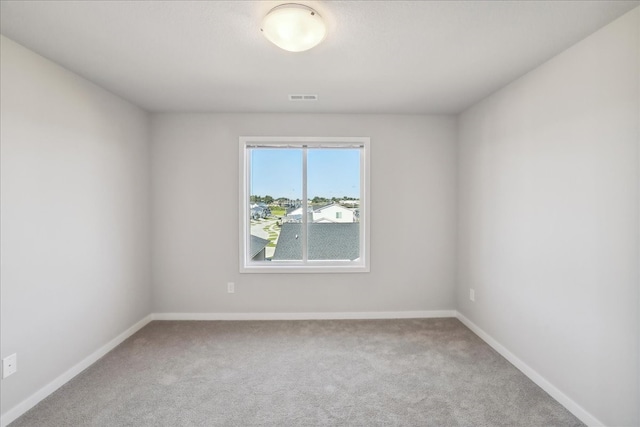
250,235 -> 270,261
272,223 -> 359,261
339,199 -> 359,207
312,203 -> 356,223
283,206 -> 313,223
285,203 -> 356,223
277,199 -> 301,208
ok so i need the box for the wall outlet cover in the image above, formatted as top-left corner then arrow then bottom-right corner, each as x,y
3,353 -> 17,378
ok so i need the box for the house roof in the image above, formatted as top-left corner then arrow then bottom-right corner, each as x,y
286,206 -> 312,215
250,235 -> 270,259
314,202 -> 353,212
272,223 -> 359,261
288,203 -> 351,214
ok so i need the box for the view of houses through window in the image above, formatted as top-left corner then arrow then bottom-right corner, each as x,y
241,138 -> 369,271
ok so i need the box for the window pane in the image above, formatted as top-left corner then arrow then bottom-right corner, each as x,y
241,137 -> 369,273
307,149 -> 360,260
249,148 -> 302,261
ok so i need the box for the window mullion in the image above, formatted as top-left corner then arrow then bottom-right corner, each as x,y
360,146 -> 365,266
245,147 -> 252,265
302,146 -> 308,263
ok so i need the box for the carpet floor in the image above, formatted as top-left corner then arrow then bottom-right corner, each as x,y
10,318 -> 583,426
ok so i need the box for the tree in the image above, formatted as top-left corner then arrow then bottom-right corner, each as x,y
264,195 -> 274,204
312,196 -> 329,204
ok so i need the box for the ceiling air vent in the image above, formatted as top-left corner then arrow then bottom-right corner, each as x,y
289,94 -> 318,101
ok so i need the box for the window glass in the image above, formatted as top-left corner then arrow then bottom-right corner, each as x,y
307,149 -> 359,261
249,149 -> 302,261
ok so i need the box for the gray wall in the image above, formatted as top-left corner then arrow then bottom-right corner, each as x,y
2,7 -> 639,426
150,114 -> 457,313
457,9 -> 639,426
0,36 -> 151,414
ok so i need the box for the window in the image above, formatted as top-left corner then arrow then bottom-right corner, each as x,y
240,137 -> 370,273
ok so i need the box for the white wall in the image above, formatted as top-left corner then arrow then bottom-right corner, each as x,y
312,205 -> 355,223
457,8 -> 639,426
0,36 -> 151,415
151,114 -> 457,314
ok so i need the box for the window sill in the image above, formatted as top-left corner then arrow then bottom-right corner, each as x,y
240,263 -> 370,274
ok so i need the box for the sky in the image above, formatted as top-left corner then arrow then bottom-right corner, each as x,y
250,148 -> 360,199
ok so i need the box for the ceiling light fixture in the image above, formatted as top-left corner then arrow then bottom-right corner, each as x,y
261,3 -> 327,52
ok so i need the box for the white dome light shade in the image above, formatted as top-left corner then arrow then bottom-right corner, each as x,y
261,4 -> 327,52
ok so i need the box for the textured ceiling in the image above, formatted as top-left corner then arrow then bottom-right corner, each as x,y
1,1 -> 637,114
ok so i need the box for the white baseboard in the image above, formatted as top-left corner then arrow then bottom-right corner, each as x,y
0,314 -> 153,427
455,312 -> 603,427
153,310 -> 457,321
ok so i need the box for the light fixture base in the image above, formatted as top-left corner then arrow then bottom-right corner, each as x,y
261,3 -> 327,52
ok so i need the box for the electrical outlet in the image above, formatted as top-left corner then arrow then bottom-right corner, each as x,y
3,353 -> 17,378
469,289 -> 475,302
227,282 -> 235,294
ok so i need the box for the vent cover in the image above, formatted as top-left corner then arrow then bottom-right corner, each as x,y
289,94 -> 318,101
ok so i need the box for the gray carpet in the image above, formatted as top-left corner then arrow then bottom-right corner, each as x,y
10,318 -> 584,426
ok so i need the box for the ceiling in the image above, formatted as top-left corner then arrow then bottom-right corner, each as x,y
1,1 -> 637,114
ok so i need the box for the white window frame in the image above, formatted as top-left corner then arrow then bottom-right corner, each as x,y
239,136 -> 370,273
